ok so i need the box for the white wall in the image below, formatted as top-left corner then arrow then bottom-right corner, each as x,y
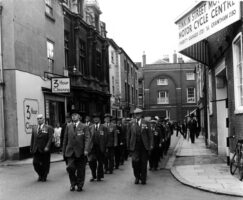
16,70 -> 50,147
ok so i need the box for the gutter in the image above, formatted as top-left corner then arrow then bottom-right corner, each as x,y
0,4 -> 5,161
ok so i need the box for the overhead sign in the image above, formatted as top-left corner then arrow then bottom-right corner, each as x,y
51,77 -> 70,93
176,1 -> 240,51
23,99 -> 39,134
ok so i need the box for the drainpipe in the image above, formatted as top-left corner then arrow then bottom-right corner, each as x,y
203,65 -> 208,146
0,5 -> 5,161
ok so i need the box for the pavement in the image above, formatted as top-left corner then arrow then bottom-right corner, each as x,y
171,135 -> 243,197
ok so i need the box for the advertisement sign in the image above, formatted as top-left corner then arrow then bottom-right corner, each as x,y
23,99 -> 39,134
51,77 -> 70,93
176,1 -> 240,51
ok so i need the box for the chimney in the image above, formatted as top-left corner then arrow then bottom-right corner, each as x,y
178,57 -> 184,63
142,51 -> 146,67
173,51 -> 177,63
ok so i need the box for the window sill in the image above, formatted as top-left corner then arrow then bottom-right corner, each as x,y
234,109 -> 243,115
45,12 -> 55,22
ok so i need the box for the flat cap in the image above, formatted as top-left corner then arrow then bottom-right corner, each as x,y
92,113 -> 101,118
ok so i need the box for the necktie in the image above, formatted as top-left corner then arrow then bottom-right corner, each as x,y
38,126 -> 41,134
74,123 -> 76,131
96,124 -> 98,131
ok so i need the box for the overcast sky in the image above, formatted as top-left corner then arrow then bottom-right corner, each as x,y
100,0 -> 196,64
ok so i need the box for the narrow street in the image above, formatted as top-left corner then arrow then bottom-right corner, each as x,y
0,134 -> 242,200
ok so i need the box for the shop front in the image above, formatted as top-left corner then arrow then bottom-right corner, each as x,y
175,1 -> 242,156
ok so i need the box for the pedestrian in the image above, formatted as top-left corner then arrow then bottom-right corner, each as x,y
149,118 -> 162,171
53,122 -> 62,153
60,114 -> 71,164
85,115 -> 92,128
30,114 -> 53,182
181,119 -> 187,139
103,113 -> 118,174
88,113 -> 107,182
187,113 -> 197,143
127,108 -> 153,185
62,111 -> 90,192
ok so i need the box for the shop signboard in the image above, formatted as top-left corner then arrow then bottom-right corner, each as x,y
23,99 -> 39,134
176,1 -> 240,51
51,77 -> 70,93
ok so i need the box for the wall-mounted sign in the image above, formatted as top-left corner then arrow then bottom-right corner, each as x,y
176,1 -> 240,51
51,77 -> 70,93
23,99 -> 39,134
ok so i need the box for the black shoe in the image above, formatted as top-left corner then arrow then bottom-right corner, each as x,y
109,170 -> 113,174
70,186 -> 75,191
97,178 -> 101,181
41,177 -> 47,182
104,170 -> 108,174
141,181 -> 146,185
90,178 -> 96,182
77,187 -> 83,192
37,177 -> 42,182
134,178 -> 139,184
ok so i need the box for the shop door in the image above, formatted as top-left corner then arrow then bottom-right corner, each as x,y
49,101 -> 65,128
215,69 -> 228,156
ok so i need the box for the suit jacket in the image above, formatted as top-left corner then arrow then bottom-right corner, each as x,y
103,123 -> 118,147
30,124 -> 53,154
87,124 -> 107,154
127,119 -> 153,151
62,122 -> 90,158
151,125 -> 162,148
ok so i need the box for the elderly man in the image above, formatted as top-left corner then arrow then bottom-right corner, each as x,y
30,114 -> 53,182
63,111 -> 90,192
127,108 -> 153,185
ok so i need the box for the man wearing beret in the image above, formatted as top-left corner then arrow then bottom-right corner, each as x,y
103,113 -> 118,174
127,108 -> 153,185
88,113 -> 108,182
63,112 -> 90,192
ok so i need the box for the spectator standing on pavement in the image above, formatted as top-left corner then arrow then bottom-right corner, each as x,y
62,111 -> 90,192
127,108 -> 153,185
181,119 -> 187,139
187,113 -> 197,143
30,114 -> 53,182
88,113 -> 108,182
53,122 -> 62,153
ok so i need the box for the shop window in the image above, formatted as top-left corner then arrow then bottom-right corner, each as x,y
47,40 -> 54,72
157,90 -> 169,104
187,87 -> 195,103
186,72 -> 195,80
157,78 -> 168,85
233,33 -> 243,113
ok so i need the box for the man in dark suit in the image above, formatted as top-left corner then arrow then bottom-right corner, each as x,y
88,113 -> 108,182
62,112 -> 90,192
30,114 -> 53,182
103,113 -> 118,174
127,108 -> 153,185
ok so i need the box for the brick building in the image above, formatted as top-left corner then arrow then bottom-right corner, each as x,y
143,54 -> 197,122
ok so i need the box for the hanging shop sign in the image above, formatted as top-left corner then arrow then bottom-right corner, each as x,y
176,1 -> 240,51
51,77 -> 70,93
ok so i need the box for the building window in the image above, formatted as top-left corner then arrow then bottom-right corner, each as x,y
233,33 -> 243,112
96,49 -> 101,67
45,0 -> 53,16
111,51 -> 114,64
112,76 -> 115,95
79,39 -> 86,74
186,72 -> 195,80
64,32 -> 69,68
157,91 -> 169,104
187,87 -> 195,103
157,78 -> 168,85
47,40 -> 54,72
138,96 -> 143,106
